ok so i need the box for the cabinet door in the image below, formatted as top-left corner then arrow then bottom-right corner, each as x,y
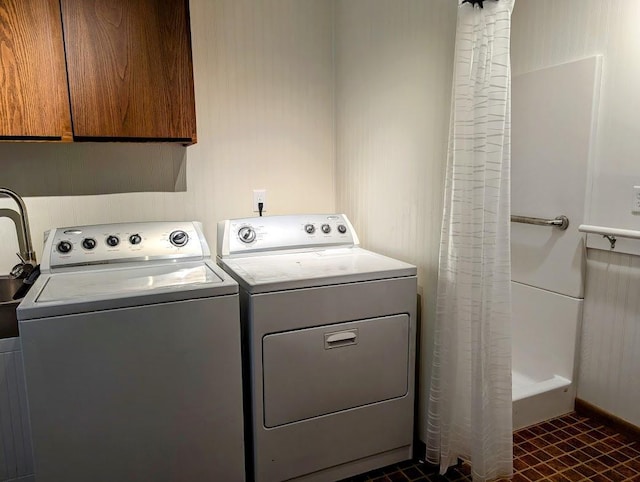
60,0 -> 197,143
0,0 -> 72,141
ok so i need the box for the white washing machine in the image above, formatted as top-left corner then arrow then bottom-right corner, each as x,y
217,214 -> 417,482
17,221 -> 245,482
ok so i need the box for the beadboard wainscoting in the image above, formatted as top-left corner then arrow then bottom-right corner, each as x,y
578,249 -> 640,428
0,339 -> 34,482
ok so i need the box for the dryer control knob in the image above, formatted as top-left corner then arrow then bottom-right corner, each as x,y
106,235 -> 120,247
321,224 -> 331,234
169,230 -> 189,247
82,238 -> 97,250
129,234 -> 142,245
57,240 -> 72,254
337,224 -> 347,234
305,224 -> 315,234
238,226 -> 256,243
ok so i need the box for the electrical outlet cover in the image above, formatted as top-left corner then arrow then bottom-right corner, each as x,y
253,189 -> 266,212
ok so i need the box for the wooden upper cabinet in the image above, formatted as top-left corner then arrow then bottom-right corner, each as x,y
60,0 -> 197,144
0,0 -> 72,141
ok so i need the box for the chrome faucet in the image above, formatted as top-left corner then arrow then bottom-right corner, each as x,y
0,188 -> 36,277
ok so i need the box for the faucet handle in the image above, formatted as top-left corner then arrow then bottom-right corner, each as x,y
10,253 -> 35,279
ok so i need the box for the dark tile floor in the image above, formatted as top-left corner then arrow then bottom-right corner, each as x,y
340,412 -> 640,481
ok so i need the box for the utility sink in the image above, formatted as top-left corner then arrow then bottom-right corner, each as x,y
0,276 -> 23,339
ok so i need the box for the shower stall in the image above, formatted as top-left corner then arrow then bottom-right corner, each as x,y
510,56 -> 601,429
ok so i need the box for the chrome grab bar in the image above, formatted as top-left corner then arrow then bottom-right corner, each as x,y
511,215 -> 569,230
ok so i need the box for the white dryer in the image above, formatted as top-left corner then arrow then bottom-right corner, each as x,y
18,221 -> 245,482
217,214 -> 417,482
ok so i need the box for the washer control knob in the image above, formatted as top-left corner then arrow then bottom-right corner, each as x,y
238,226 -> 256,244
337,224 -> 347,234
169,230 -> 189,247
106,235 -> 120,247
321,224 -> 331,234
129,234 -> 142,245
82,238 -> 97,250
305,224 -> 315,234
57,240 -> 72,254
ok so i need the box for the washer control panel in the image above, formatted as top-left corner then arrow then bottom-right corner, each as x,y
218,214 -> 359,257
45,221 -> 208,270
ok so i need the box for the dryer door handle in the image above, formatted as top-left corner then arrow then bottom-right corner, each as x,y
324,330 -> 358,349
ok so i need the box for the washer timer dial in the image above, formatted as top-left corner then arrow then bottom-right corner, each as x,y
57,240 -> 72,254
169,230 -> 189,247
238,226 -> 256,244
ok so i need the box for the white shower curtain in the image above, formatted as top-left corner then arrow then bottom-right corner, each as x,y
426,1 -> 514,481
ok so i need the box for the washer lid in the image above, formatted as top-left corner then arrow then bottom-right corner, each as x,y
18,261 -> 238,320
219,247 -> 416,293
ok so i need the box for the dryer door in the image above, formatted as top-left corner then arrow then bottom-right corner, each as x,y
262,314 -> 409,427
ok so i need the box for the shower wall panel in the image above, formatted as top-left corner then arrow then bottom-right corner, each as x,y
511,57 -> 601,299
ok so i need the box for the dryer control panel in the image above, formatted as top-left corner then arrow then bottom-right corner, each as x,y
217,214 -> 360,257
43,221 -> 210,271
